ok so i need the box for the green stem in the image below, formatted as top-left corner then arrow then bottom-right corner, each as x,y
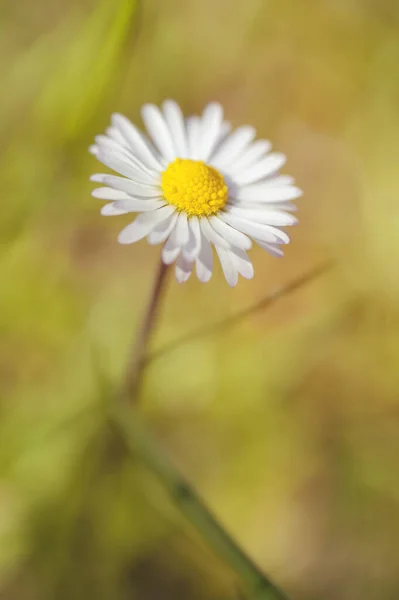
110,403 -> 290,600
112,258 -> 291,599
121,260 -> 169,403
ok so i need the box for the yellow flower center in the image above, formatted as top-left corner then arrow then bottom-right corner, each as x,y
161,158 -> 228,217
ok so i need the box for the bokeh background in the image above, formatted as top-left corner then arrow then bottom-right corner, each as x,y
2,0 -> 399,598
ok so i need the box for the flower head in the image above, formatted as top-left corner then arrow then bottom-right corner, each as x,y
90,101 -> 301,286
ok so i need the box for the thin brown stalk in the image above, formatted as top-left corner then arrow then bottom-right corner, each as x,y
121,260 -> 169,403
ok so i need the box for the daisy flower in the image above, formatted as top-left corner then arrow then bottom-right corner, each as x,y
90,101 -> 301,286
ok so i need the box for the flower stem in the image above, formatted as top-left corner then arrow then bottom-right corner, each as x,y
110,403 -> 289,600
122,259 -> 169,403
111,258 -> 291,599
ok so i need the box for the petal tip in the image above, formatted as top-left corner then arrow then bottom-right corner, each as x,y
117,234 -> 132,245
227,279 -> 238,288
111,112 -> 124,123
90,174 -> 104,182
163,98 -> 176,109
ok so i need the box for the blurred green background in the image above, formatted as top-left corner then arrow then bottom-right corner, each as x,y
2,0 -> 399,598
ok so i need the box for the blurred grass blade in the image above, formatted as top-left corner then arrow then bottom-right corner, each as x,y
145,261 -> 333,366
34,0 -> 139,143
110,403 -> 290,600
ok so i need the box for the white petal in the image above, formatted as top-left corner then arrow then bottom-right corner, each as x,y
91,174 -> 160,197
89,145 -> 98,155
210,126 -> 256,169
186,117 -> 201,160
174,212 -> 190,246
229,247 -> 254,280
105,126 -> 127,147
200,102 -> 224,161
274,202 -> 297,212
102,198 -> 164,216
96,150 -> 158,185
92,187 -> 131,201
207,121 -> 232,158
141,104 -> 176,162
233,153 -> 286,186
219,121 -> 232,142
220,212 -> 290,244
230,140 -> 272,173
215,247 -> 238,287
94,136 -> 157,177
115,198 -> 166,212
91,176 -> 163,207
261,175 -> 295,186
235,184 -> 303,203
111,113 -> 164,171
239,201 -> 297,212
118,205 -> 175,244
226,205 -> 298,226
183,216 -> 202,260
195,230 -> 213,283
209,215 -> 252,250
200,218 -> 230,249
148,212 -> 178,244
256,240 -> 284,257
95,139 -> 158,178
90,174 -> 111,183
175,254 -> 194,283
163,100 -> 188,158
162,221 -> 182,264
161,212 -> 190,264
94,135 -> 130,157
229,199 -> 298,213
101,202 -> 130,216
